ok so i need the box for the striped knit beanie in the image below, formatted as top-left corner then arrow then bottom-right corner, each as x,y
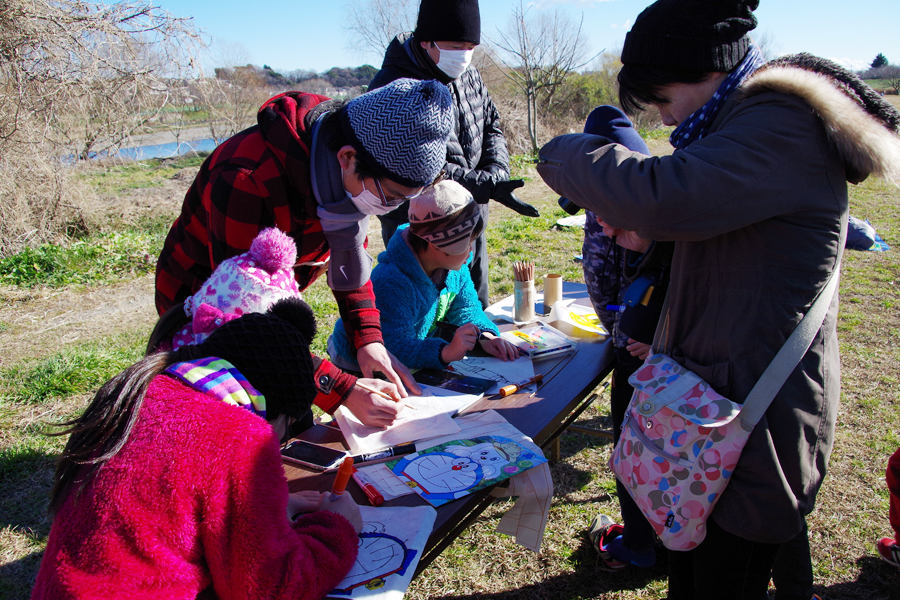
341,78 -> 452,188
409,180 -> 484,255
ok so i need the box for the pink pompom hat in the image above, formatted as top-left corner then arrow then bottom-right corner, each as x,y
172,228 -> 302,349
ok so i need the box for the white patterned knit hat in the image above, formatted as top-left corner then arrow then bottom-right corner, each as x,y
409,180 -> 484,255
172,228 -> 302,348
340,78 -> 452,188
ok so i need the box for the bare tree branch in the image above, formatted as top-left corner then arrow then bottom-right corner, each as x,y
486,0 -> 599,153
0,0 -> 203,254
342,0 -> 417,63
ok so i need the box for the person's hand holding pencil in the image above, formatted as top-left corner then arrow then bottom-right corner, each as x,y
343,377 -> 408,428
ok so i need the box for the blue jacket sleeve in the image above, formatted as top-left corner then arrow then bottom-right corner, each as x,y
446,267 -> 499,335
372,265 -> 448,370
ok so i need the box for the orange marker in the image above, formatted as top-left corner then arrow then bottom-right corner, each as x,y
498,374 -> 544,397
330,456 -> 355,501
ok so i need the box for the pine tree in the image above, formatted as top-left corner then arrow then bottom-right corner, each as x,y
871,53 -> 889,69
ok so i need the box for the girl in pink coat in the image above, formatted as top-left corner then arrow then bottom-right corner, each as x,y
32,297 -> 361,600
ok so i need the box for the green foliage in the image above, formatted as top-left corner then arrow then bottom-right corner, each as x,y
1,334 -> 144,404
508,153 -> 537,180
872,53 -> 889,69
0,230 -> 163,288
321,65 -> 378,88
82,153 -> 207,195
557,71 -> 620,124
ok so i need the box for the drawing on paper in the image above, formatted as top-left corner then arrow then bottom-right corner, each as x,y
335,395 -> 462,455
386,435 -> 547,507
331,527 -> 415,594
329,506 -> 436,599
446,356 -> 536,394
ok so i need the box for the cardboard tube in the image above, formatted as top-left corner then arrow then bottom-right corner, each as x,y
543,274 -> 562,313
513,279 -> 535,323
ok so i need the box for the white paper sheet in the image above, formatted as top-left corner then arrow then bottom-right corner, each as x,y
417,383 -> 482,416
335,390 -> 462,455
446,355 -> 536,395
328,505 -> 436,599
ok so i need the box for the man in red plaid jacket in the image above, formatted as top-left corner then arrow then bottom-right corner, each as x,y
155,79 -> 452,427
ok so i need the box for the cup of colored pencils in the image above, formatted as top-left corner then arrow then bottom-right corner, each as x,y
512,260 -> 535,323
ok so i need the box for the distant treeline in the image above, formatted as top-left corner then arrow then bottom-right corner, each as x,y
216,64 -> 381,90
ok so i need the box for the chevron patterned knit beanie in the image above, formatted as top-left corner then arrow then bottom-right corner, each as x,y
340,78 -> 452,188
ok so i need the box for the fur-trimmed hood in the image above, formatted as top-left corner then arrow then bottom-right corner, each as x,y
739,56 -> 900,185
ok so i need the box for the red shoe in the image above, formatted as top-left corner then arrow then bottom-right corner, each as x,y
877,537 -> 900,567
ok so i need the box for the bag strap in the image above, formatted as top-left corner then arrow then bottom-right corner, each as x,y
739,267 -> 840,425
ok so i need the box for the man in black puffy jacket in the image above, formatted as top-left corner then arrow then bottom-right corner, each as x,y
369,0 -> 538,308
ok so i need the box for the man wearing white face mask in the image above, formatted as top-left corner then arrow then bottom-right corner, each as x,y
156,78 -> 452,429
370,0 -> 539,309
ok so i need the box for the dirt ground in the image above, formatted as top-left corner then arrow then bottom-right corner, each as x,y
0,169 -> 193,367
0,275 -> 158,368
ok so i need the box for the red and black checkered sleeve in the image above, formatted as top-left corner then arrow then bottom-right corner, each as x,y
311,355 -> 357,413
335,279 -> 383,351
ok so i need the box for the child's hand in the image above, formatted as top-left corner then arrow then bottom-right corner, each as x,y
479,334 -> 519,361
287,490 -> 327,520
441,323 -> 479,363
317,491 -> 363,534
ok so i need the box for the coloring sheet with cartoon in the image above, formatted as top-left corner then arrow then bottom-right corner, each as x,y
446,355 -> 536,395
328,505 -> 436,599
385,434 -> 547,507
335,390 -> 462,455
390,410 -> 554,551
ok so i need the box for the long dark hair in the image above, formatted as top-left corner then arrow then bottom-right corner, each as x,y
47,351 -> 178,518
617,63 -> 713,115
146,304 -> 189,355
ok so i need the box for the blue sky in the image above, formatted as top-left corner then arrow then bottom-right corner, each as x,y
153,0 -> 900,73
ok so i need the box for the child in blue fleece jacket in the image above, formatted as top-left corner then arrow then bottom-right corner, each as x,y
330,180 -> 518,370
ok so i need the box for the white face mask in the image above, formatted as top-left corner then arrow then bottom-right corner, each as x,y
342,167 -> 394,215
435,46 -> 474,79
346,188 -> 395,216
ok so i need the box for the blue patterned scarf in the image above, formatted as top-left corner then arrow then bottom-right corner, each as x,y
669,45 -> 765,150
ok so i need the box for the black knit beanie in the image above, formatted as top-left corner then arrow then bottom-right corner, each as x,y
415,0 -> 481,45
622,0 -> 759,71
179,298 -> 318,420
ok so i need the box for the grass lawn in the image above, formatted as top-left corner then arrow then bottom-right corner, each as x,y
1,156 -> 899,599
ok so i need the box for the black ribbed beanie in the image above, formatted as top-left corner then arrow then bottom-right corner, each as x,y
622,0 -> 759,71
415,0 -> 481,45
180,298 -> 318,420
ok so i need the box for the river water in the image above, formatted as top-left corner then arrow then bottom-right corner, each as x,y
114,137 -> 218,161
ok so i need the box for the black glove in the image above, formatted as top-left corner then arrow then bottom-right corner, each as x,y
491,180 -> 539,217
